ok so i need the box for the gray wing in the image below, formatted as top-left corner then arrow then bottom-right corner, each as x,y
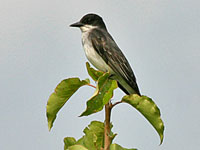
89,29 -> 140,95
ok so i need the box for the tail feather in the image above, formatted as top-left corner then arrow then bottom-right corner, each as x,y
118,82 -> 141,96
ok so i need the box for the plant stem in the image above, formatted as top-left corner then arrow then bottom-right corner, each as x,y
104,103 -> 111,150
87,84 -> 96,88
111,101 -> 122,108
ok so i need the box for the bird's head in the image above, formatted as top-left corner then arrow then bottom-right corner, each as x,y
70,13 -> 107,32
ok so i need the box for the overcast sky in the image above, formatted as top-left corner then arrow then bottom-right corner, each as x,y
0,0 -> 200,150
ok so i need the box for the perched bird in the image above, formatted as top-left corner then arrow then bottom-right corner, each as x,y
70,13 -> 140,95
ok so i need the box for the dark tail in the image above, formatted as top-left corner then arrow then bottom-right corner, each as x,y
118,82 -> 141,96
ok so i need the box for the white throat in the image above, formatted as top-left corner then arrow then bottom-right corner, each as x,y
80,24 -> 97,32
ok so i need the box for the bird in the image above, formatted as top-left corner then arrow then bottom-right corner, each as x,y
70,13 -> 141,95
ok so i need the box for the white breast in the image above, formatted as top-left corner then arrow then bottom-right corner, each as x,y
81,31 -> 113,73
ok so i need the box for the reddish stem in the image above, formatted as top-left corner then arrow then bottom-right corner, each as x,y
87,84 -> 96,88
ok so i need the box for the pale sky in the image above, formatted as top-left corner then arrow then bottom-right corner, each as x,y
0,0 -> 200,150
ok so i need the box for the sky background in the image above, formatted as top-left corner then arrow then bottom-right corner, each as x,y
1,0 -> 200,150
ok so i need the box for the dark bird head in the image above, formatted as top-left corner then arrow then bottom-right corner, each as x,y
70,13 -> 107,31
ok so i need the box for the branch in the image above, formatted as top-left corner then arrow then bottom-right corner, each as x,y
87,84 -> 96,88
111,101 -> 123,109
104,103 -> 111,150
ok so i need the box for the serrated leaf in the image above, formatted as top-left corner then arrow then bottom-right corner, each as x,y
110,143 -> 137,150
86,62 -> 104,81
64,137 -> 77,150
46,78 -> 89,131
67,145 -> 88,150
80,73 -> 118,116
122,94 -> 164,144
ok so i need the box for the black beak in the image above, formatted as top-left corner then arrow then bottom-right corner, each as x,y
70,22 -> 84,27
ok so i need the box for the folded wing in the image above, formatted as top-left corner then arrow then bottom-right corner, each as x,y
89,29 -> 140,95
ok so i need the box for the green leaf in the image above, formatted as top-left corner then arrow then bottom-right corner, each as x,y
67,145 -> 88,150
86,62 -> 104,81
46,78 -> 89,131
83,121 -> 105,148
110,143 -> 137,150
64,137 -> 77,150
76,121 -> 104,150
80,73 -> 118,116
76,121 -> 116,150
63,121 -> 116,150
122,94 -> 164,144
